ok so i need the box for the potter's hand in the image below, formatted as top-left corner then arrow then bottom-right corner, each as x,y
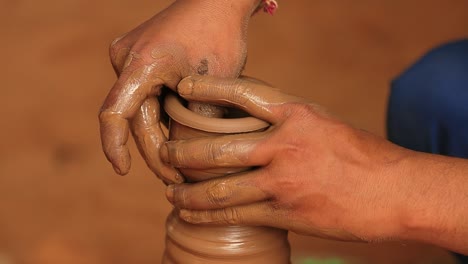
162,75 -> 407,241
99,0 -> 260,182
162,76 -> 468,254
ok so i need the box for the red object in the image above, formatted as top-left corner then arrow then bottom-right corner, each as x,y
263,0 -> 278,15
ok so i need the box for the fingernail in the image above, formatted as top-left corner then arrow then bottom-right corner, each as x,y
179,209 -> 193,222
178,78 -> 194,95
113,165 -> 122,175
160,143 -> 170,163
166,185 -> 175,203
174,171 -> 184,183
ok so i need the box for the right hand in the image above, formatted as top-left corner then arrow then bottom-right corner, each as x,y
99,0 -> 260,184
162,75 -> 411,242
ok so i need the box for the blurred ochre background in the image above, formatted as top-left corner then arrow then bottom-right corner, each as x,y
1,0 -> 468,263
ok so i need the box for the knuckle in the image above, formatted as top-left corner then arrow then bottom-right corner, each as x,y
289,103 -> 323,120
172,142 -> 189,167
203,138 -> 252,167
98,110 -> 116,123
269,199 -> 285,211
109,35 -> 125,54
203,140 -> 230,166
206,182 -> 232,207
220,207 -> 242,225
109,46 -> 120,63
98,110 -> 109,123
231,79 -> 252,105
173,185 -> 188,208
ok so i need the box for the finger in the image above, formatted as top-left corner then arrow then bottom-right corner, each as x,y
160,130 -> 274,169
166,170 -> 269,210
99,63 -> 164,175
180,205 -> 360,242
131,97 -> 184,184
111,48 -> 131,75
177,76 -> 304,124
108,33 -> 131,74
178,202 -> 282,227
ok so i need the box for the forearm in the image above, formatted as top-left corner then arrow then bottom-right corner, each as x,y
397,152 -> 468,254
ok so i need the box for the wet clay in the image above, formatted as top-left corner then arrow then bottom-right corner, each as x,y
162,93 -> 291,263
164,94 -> 269,181
163,210 -> 290,264
164,94 -> 269,134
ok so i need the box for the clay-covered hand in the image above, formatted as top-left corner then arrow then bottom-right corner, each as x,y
99,0 -> 259,182
161,75 -> 413,242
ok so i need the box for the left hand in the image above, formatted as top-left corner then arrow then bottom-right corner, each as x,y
99,0 -> 259,181
161,75 -> 413,242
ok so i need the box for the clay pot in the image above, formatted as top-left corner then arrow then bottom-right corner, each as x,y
162,93 -> 290,263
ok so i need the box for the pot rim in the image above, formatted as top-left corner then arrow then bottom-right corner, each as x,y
164,93 -> 269,133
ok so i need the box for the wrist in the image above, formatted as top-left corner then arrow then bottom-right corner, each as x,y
341,132 -> 415,242
396,153 -> 468,252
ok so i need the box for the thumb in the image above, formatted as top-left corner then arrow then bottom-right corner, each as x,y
177,76 -> 300,125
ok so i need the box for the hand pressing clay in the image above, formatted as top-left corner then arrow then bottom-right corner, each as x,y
98,0 -> 261,184
163,76 -> 385,242
161,92 -> 290,263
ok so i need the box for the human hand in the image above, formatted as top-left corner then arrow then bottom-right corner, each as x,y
161,75 -> 413,242
99,0 -> 259,183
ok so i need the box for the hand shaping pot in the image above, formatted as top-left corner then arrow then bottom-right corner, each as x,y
161,93 -> 290,263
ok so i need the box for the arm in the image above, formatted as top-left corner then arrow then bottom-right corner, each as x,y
161,75 -> 468,255
99,0 -> 261,182
399,153 -> 468,254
